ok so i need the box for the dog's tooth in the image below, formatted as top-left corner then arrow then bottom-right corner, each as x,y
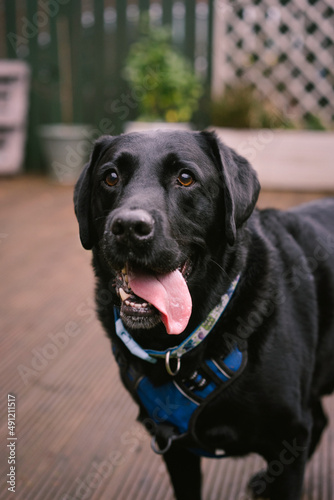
142,302 -> 148,308
125,299 -> 130,306
123,263 -> 129,275
119,288 -> 131,302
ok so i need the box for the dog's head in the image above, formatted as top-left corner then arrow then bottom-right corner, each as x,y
74,130 -> 260,337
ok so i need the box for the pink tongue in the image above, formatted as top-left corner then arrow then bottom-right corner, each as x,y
128,269 -> 192,335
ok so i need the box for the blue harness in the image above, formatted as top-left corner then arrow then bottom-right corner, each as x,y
112,276 -> 247,457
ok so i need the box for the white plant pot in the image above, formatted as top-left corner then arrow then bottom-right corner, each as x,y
124,121 -> 192,134
39,124 -> 93,184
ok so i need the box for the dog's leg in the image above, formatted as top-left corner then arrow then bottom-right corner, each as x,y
162,445 -> 202,500
248,456 -> 308,500
248,427 -> 310,500
248,470 -> 271,499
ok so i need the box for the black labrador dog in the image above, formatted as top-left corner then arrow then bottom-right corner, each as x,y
74,130 -> 334,500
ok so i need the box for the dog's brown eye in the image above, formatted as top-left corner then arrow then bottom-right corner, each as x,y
177,170 -> 194,187
105,170 -> 119,187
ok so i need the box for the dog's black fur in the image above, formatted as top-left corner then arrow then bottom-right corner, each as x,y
74,130 -> 334,500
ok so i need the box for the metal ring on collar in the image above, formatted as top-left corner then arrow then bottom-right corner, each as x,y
165,350 -> 181,376
151,435 -> 172,455
151,432 -> 187,455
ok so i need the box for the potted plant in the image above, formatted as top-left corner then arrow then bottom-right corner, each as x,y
123,25 -> 203,132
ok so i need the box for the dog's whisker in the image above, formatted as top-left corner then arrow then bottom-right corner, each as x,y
209,259 -> 230,279
94,214 -> 108,222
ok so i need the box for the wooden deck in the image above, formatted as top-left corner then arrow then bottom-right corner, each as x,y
0,175 -> 333,500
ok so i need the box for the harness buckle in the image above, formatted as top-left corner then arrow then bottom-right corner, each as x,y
165,350 -> 181,376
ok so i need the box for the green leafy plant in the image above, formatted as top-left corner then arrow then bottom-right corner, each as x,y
211,85 -> 294,129
123,26 -> 203,123
303,112 -> 326,131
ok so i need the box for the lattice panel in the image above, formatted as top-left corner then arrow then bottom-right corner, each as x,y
214,0 -> 334,125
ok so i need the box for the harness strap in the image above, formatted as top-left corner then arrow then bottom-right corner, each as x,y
112,340 -> 247,458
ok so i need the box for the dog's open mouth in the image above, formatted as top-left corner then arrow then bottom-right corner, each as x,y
116,262 -> 192,335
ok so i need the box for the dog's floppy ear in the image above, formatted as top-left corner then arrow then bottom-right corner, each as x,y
200,131 -> 260,246
74,135 -> 113,250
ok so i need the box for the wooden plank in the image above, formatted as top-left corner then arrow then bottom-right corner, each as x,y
116,0 -> 127,67
206,0 -> 214,90
4,0 -> 17,58
93,0 -> 106,124
162,0 -> 173,26
103,3 -> 119,135
185,0 -> 195,64
47,0 -> 62,123
24,0 -> 43,172
56,14 -> 73,123
139,0 -> 151,13
70,1 -> 84,124
115,0 -> 128,133
0,3 -> 6,57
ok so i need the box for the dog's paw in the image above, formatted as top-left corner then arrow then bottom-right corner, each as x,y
247,470 -> 271,499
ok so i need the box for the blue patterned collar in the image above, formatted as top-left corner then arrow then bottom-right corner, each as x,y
114,274 -> 240,373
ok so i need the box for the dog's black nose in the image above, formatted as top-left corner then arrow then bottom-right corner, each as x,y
111,209 -> 154,244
